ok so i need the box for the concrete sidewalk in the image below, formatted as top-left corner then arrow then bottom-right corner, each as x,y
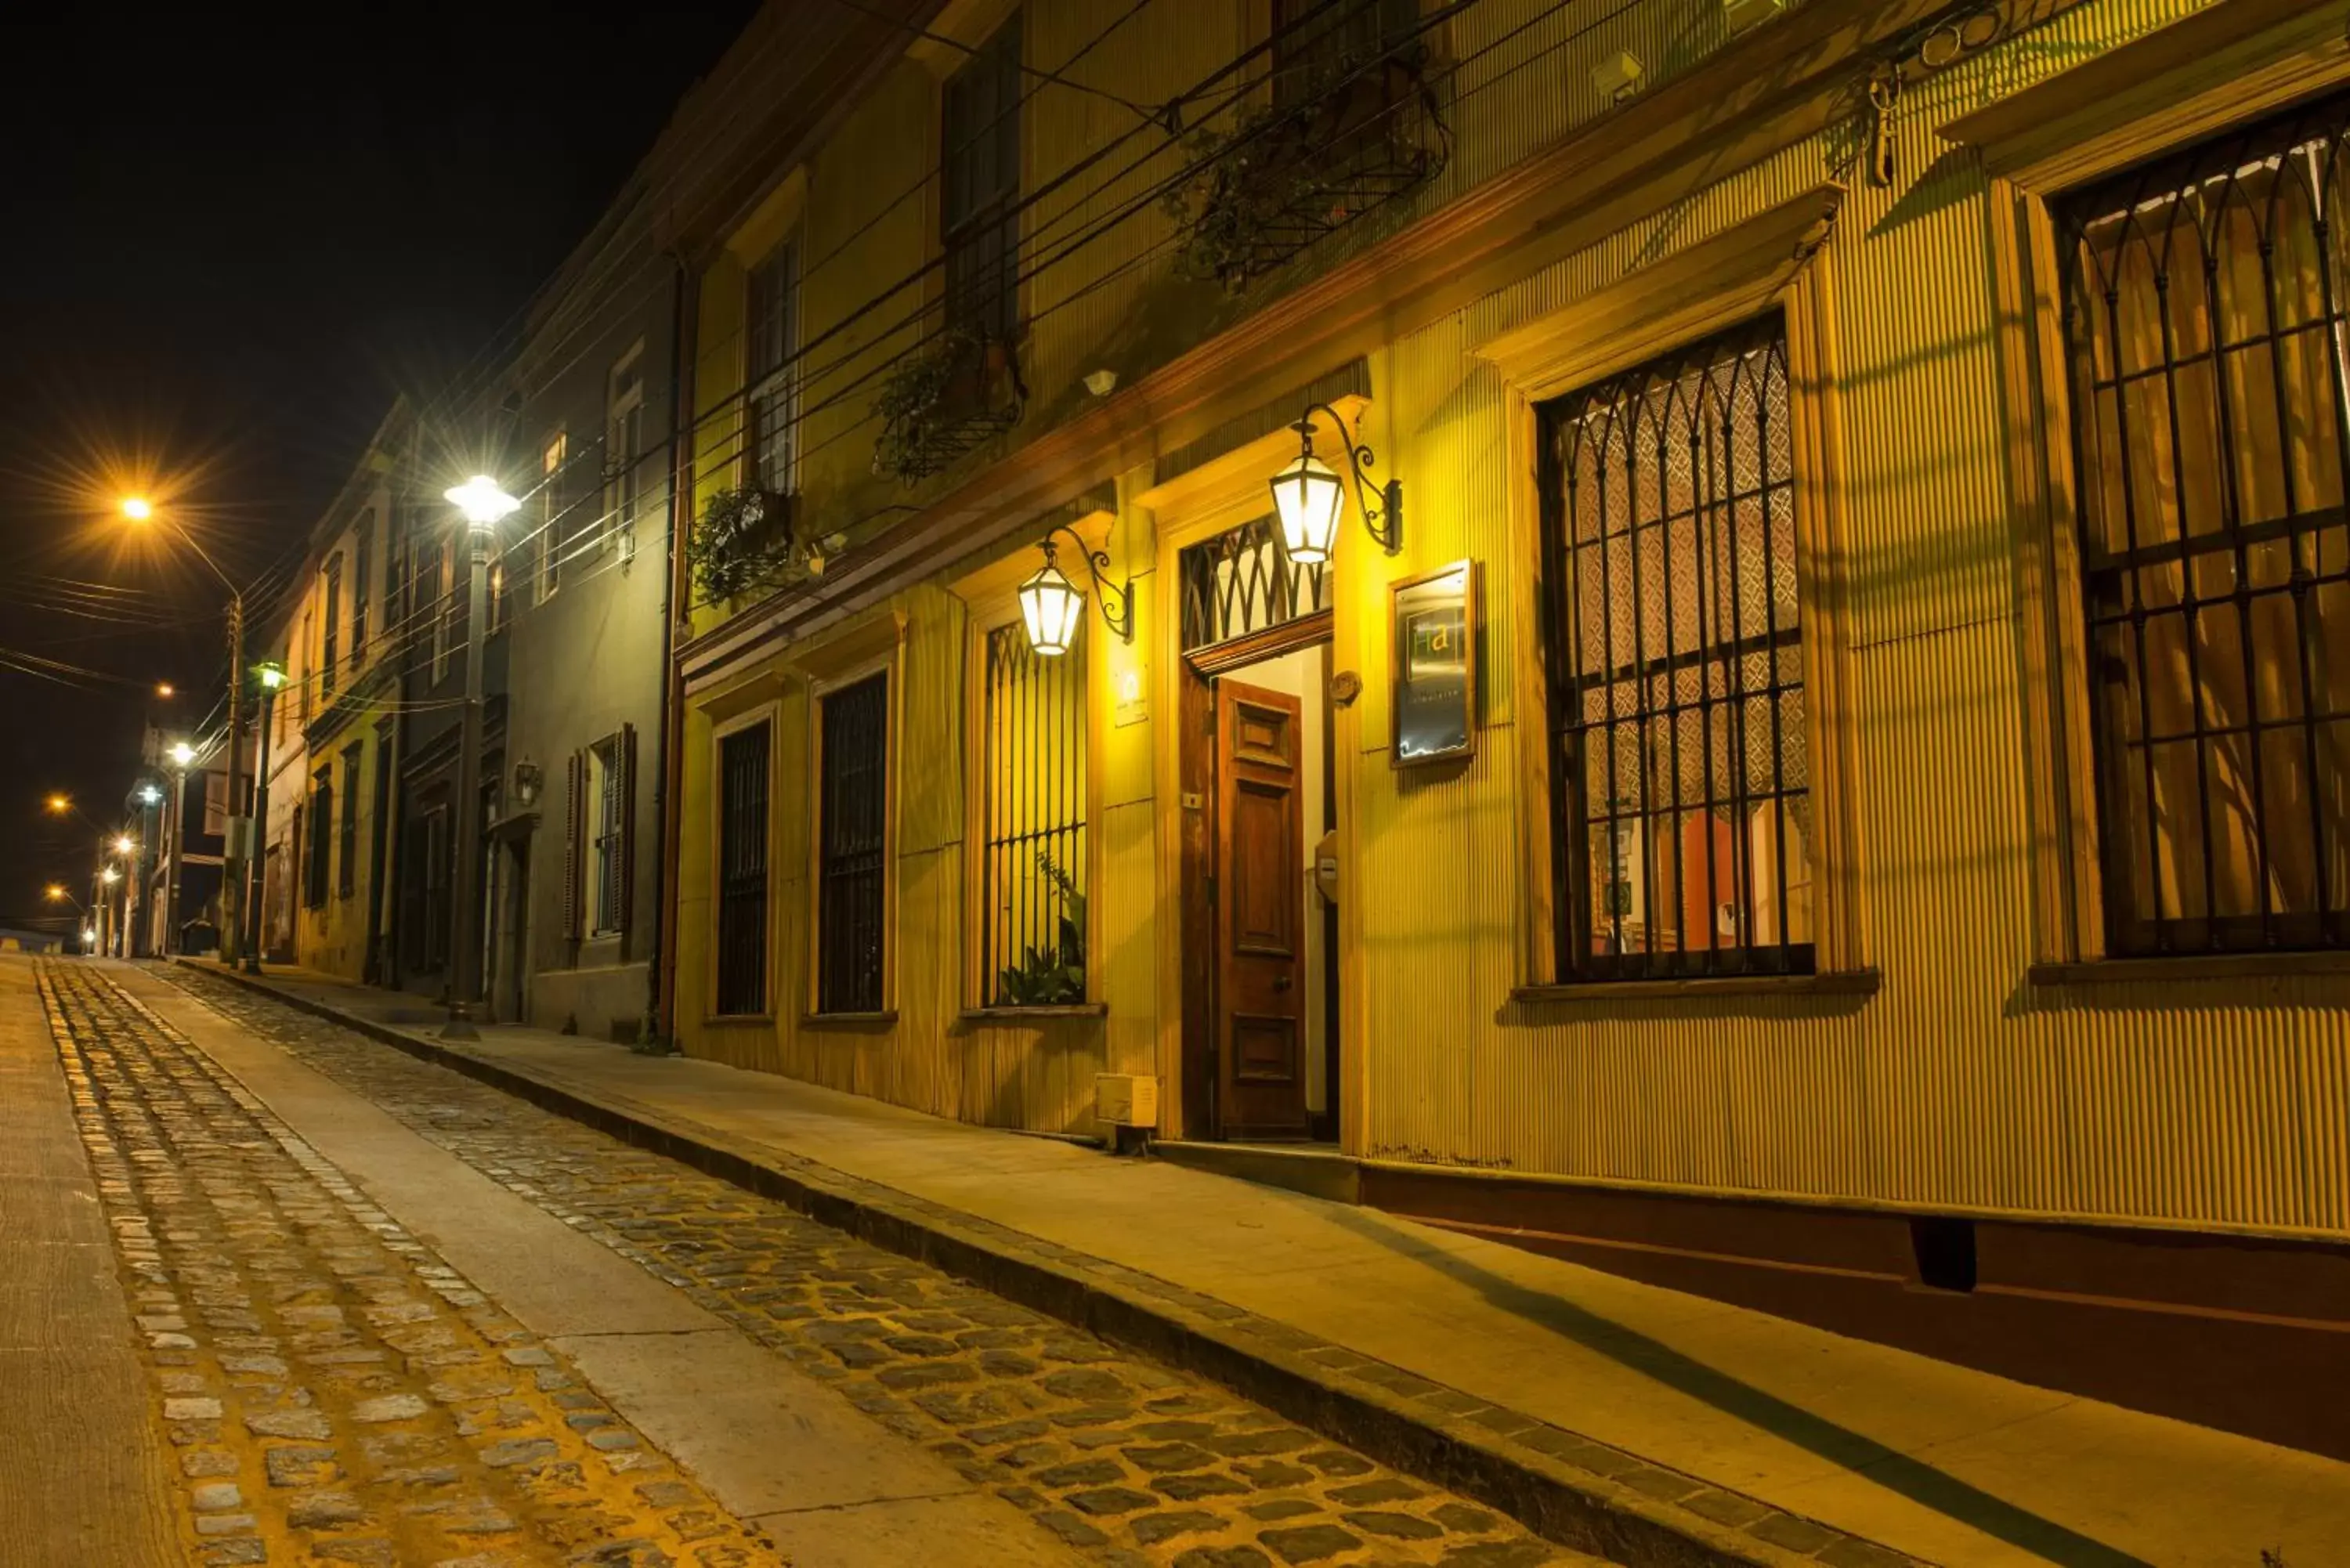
178,959 -> 2348,1568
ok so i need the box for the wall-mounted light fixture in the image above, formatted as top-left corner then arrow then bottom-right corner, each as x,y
1268,402 -> 1401,565
1018,525 -> 1134,657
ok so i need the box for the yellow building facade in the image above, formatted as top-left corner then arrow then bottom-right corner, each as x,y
661,0 -> 2350,1453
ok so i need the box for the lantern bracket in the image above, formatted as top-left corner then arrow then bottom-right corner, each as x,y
1041,524 -> 1134,642
1296,402 -> 1403,555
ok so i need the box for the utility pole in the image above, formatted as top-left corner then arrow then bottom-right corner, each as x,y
243,663 -> 284,972
220,594 -> 247,966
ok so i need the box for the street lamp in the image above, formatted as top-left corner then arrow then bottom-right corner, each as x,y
161,739 -> 196,957
440,476 -> 517,1039
1016,526 -> 1133,657
124,494 -> 254,966
242,661 -> 287,974
1266,403 -> 1402,565
113,833 -> 136,857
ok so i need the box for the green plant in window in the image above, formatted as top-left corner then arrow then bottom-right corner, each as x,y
996,850 -> 1086,1006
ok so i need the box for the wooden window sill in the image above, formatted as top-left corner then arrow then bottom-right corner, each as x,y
801,1010 -> 900,1028
958,1003 -> 1108,1023
1511,969 -> 1881,1005
2029,952 -> 2350,987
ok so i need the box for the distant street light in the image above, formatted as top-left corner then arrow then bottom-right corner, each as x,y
120,496 -> 154,522
113,833 -> 136,856
439,477 -> 516,1039
155,682 -> 175,699
168,741 -> 196,768
100,866 -> 120,885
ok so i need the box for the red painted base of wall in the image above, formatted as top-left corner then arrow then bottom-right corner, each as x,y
1361,1165 -> 2350,1461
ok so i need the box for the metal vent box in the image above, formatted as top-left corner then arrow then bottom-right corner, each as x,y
1095,1074 -> 1160,1129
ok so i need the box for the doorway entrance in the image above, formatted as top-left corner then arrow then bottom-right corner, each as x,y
484,833 -> 530,1024
1180,627 -> 1340,1143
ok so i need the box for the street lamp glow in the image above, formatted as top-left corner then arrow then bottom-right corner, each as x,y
114,834 -> 137,856
445,475 -> 520,530
44,793 -> 70,815
155,682 -> 175,699
120,496 -> 154,522
44,883 -> 67,902
256,662 -> 286,691
168,742 -> 196,768
137,783 -> 161,806
100,866 -> 120,885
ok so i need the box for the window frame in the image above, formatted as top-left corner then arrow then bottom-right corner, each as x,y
1477,185 -> 1861,995
306,767 -> 333,910
746,237 -> 802,497
588,733 -> 627,938
1951,10 -> 2350,974
808,656 -> 898,1020
938,12 -> 1025,345
337,743 -> 361,900
967,607 -> 1097,1012
709,706 -> 777,1021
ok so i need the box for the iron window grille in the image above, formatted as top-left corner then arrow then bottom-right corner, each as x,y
747,238 -> 801,496
1178,515 -> 1330,651
942,13 -> 1022,345
2060,92 -> 2350,956
591,735 -> 625,937
715,723 -> 772,1016
818,672 -> 891,1014
306,771 -> 333,910
982,624 -> 1087,1006
337,746 -> 360,899
1538,314 -> 1813,981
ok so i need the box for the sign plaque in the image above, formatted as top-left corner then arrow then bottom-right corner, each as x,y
1390,559 -> 1478,768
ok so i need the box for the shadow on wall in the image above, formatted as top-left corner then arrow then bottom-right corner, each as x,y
1321,1205 -> 2154,1568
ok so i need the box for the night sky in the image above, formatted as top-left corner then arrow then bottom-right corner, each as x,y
0,3 -> 760,934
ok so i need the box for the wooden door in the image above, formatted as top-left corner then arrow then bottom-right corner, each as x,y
1216,680 -> 1310,1138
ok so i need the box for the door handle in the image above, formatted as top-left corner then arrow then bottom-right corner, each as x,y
1273,974 -> 1292,992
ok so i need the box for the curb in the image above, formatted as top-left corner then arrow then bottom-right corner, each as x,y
174,959 -> 1922,1568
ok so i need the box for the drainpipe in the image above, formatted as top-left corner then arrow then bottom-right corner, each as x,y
646,247 -> 693,1051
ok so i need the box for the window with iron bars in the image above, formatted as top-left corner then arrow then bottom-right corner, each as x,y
747,237 -> 801,496
2061,92 -> 2350,956
818,672 -> 890,1014
1538,314 -> 1811,981
306,769 -> 333,910
337,745 -> 360,899
1177,515 -> 1329,651
982,624 -> 1086,1006
942,13 -> 1021,345
715,723 -> 771,1016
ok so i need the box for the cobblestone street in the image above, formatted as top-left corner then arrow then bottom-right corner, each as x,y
38,956 -> 1563,1568
39,959 -> 776,1568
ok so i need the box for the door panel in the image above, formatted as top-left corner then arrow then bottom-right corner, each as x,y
1217,681 -> 1309,1137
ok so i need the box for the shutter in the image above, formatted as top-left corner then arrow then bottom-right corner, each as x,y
562,750 -> 585,941
617,724 -> 638,952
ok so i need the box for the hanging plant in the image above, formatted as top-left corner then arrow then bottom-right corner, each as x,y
686,485 -> 796,605
871,330 -> 1023,486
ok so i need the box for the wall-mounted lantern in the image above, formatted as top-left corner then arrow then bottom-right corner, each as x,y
1018,525 -> 1134,656
1269,402 -> 1401,565
513,760 -> 544,809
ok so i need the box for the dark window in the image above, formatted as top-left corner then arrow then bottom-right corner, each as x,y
715,723 -> 772,1016
1270,0 -> 1421,109
320,556 -> 342,699
818,672 -> 890,1013
337,745 -> 360,899
422,805 -> 450,971
1538,314 -> 1811,981
352,515 -> 372,659
747,240 -> 801,493
982,626 -> 1086,1006
2060,94 -> 2350,955
305,770 -> 333,909
942,14 -> 1022,343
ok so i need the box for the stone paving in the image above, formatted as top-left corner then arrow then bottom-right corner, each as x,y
41,959 -> 779,1568
157,963 -> 1567,1568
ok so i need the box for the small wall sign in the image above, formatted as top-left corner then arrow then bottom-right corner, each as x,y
1390,559 -> 1479,768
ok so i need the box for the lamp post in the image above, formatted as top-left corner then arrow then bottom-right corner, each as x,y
164,741 -> 194,956
131,782 -> 162,956
441,476 -> 519,1040
99,863 -> 122,958
123,497 -> 251,966
243,662 -> 286,974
